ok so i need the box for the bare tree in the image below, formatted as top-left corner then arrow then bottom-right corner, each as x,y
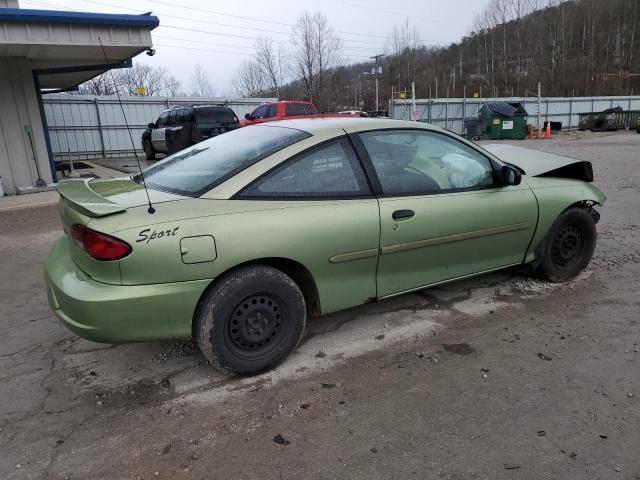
254,36 -> 285,97
113,64 -> 170,96
232,59 -> 267,97
77,74 -> 117,95
77,64 -> 177,96
291,11 -> 341,110
162,74 -> 184,96
387,19 -> 421,55
385,20 -> 423,95
190,64 -> 215,97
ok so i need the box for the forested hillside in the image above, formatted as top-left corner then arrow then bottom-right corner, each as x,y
279,0 -> 640,111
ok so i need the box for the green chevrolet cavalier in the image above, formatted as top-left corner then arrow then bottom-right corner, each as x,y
45,118 -> 605,374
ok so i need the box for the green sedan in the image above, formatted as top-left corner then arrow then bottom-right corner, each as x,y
45,118 -> 605,374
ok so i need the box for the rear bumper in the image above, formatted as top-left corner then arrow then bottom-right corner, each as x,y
45,236 -> 211,343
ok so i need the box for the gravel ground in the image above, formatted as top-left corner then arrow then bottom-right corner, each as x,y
0,131 -> 638,480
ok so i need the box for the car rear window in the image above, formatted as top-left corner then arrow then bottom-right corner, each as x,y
285,104 -> 317,116
138,125 -> 310,196
193,107 -> 238,124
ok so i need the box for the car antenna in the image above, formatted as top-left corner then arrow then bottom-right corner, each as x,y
98,37 -> 155,214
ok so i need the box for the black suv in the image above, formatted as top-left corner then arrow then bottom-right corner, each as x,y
142,105 -> 239,159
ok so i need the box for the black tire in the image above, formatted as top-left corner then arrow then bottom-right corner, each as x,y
143,140 -> 156,160
540,207 -> 597,283
195,265 -> 306,375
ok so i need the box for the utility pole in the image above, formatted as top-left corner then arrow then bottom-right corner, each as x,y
411,81 -> 417,121
371,54 -> 384,111
451,65 -> 456,96
537,81 -> 542,135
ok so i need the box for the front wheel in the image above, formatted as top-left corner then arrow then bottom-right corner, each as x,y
195,265 -> 306,375
540,207 -> 597,283
143,140 -> 156,160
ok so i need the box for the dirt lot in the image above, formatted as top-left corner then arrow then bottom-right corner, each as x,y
1,131 -> 639,480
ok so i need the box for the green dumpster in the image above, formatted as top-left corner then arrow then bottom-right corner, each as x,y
479,102 -> 529,140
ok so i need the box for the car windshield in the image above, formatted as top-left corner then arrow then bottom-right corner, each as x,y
138,125 -> 310,196
193,107 -> 238,124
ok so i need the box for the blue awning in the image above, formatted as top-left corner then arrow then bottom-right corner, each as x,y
0,8 -> 159,28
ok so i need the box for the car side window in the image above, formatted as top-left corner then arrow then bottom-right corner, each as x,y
240,138 -> 371,198
156,111 -> 169,127
167,110 -> 179,126
179,108 -> 191,123
358,129 -> 495,195
266,104 -> 278,118
252,105 -> 269,119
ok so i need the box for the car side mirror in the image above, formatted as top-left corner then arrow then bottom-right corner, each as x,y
500,165 -> 522,186
244,113 -> 251,120
148,122 -> 155,128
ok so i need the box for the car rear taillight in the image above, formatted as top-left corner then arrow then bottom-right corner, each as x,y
70,224 -> 131,261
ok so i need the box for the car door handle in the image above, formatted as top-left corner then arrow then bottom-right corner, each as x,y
392,209 -> 415,220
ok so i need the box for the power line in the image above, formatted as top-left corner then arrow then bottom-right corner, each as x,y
153,43 -> 373,61
79,0 -> 293,36
154,34 -> 380,55
89,0 -> 389,46
41,0 -> 391,45
153,35 -> 257,51
158,25 -> 384,50
147,0 -> 390,39
153,43 -> 254,56
148,0 -> 292,27
336,0 -> 444,25
22,0 -> 386,55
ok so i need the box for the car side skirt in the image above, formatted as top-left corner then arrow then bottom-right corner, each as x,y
377,261 -> 524,300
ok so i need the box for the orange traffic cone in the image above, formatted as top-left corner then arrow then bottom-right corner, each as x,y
528,124 -> 534,140
544,120 -> 551,139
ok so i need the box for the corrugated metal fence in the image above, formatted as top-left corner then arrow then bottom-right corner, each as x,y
391,95 -> 640,134
43,94 -> 276,160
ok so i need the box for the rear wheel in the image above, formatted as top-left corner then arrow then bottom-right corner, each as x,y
143,140 -> 156,160
195,265 -> 306,375
540,207 -> 596,282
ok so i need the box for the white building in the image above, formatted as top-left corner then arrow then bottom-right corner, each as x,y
0,0 -> 158,195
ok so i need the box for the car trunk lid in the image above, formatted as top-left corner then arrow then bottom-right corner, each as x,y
57,177 -> 187,284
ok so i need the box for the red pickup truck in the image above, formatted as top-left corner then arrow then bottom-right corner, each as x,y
240,100 -> 346,127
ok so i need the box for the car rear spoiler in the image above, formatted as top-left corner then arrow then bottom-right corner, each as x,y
57,179 -> 127,217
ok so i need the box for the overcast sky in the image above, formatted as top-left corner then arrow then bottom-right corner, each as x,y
20,0 -> 491,96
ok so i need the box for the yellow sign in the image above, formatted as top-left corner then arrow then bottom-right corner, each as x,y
399,92 -> 406,99
493,118 -> 500,125
473,92 -> 479,98
136,86 -> 146,96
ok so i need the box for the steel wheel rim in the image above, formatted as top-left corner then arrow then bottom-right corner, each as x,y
224,293 -> 288,360
551,224 -> 585,269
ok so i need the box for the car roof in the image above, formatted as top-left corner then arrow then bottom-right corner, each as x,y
256,117 -> 438,135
